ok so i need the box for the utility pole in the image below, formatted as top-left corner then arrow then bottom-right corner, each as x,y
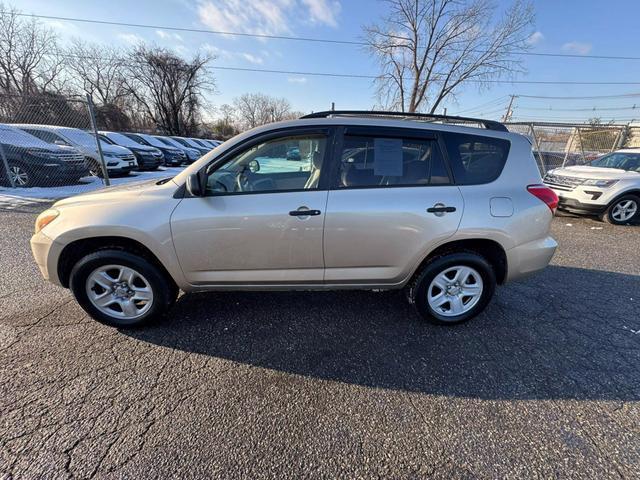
502,95 -> 516,122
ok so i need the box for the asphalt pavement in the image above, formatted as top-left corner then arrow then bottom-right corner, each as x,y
1,204 -> 638,479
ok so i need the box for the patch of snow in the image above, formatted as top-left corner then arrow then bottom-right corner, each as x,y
0,167 -> 185,201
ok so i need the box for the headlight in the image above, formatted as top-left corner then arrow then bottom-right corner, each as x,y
35,209 -> 60,234
26,149 -> 54,159
582,179 -> 618,188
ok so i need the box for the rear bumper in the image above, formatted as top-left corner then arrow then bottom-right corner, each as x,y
505,236 -> 557,282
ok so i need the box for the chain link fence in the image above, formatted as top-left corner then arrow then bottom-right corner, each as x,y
0,93 -> 113,195
505,122 -> 638,174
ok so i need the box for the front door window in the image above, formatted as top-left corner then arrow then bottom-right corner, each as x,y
206,135 -> 327,194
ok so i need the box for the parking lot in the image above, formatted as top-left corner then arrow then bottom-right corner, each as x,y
0,204 -> 638,478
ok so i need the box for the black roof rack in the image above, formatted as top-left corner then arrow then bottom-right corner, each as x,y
300,110 -> 508,132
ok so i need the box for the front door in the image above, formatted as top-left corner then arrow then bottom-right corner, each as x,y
171,130 -> 331,286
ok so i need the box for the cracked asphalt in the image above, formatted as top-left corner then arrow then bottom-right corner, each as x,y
1,204 -> 639,479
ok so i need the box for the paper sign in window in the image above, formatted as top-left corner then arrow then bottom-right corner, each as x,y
374,138 -> 403,176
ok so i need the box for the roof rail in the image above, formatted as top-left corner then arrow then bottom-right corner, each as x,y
300,110 -> 509,132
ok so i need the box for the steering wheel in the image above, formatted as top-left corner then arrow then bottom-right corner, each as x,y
236,167 -> 253,192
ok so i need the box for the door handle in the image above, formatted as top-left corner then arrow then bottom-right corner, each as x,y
427,204 -> 457,214
289,209 -> 321,216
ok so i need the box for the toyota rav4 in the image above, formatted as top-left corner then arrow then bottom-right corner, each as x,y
31,111 -> 558,327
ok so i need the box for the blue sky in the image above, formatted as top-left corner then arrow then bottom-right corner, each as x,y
14,0 -> 640,122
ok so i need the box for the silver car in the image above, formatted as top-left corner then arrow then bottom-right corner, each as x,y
31,111 -> 558,327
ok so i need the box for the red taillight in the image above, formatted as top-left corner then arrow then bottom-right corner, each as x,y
527,184 -> 559,213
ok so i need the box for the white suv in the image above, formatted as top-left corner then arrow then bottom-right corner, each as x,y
543,148 -> 640,224
14,125 -> 138,177
31,111 -> 558,328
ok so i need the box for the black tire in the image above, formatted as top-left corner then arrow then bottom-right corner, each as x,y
87,161 -> 104,178
601,194 -> 639,225
69,249 -> 177,328
407,252 -> 496,326
1,162 -> 34,187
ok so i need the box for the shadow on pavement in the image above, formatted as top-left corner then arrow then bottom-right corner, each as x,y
126,265 -> 640,401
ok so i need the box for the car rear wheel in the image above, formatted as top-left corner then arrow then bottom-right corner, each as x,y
408,252 -> 496,325
69,250 -> 177,327
603,195 -> 639,225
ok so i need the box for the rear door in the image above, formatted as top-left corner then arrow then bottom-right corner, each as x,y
323,127 -> 464,286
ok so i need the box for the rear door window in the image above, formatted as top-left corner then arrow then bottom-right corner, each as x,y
441,133 -> 510,185
337,135 -> 450,188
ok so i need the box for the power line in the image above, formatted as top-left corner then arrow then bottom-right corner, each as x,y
516,105 -> 640,112
210,67 -> 640,85
11,12 -> 640,62
516,93 -> 640,100
54,51 -> 640,85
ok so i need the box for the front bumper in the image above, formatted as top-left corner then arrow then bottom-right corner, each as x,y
556,196 -> 607,215
30,230 -> 64,286
135,155 -> 164,169
505,236 -> 558,282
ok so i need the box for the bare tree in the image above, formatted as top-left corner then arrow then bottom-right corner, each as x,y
0,3 -> 66,95
124,46 -> 215,135
232,93 -> 296,129
364,0 -> 534,113
66,40 -> 131,105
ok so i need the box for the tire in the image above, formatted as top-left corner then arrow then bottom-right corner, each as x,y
407,252 -> 496,326
69,249 -> 177,328
602,195 -> 639,225
1,162 -> 33,187
87,160 -> 104,178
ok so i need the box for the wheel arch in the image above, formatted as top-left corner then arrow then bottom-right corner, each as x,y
410,238 -> 508,286
607,189 -> 640,206
57,235 -> 178,291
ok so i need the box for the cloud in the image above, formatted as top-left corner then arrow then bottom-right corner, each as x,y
197,0 -> 341,36
117,33 -> 145,45
156,30 -> 184,41
562,41 -> 592,55
301,0 -> 341,27
203,44 -> 266,64
198,0 -> 294,36
526,31 -> 544,46
241,53 -> 264,64
287,76 -> 308,83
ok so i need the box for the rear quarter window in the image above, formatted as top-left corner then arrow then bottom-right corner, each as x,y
442,132 -> 510,185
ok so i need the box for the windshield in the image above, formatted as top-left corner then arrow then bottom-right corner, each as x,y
157,136 -> 179,147
590,152 -> 640,172
62,129 -> 97,147
105,132 -> 144,148
140,134 -> 166,148
0,127 -> 51,148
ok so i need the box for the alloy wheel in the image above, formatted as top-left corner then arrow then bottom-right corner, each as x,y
85,264 -> 154,320
427,265 -> 484,318
9,165 -> 29,186
611,199 -> 638,222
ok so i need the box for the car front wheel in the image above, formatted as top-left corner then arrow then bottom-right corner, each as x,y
603,195 -> 639,225
408,252 -> 496,325
69,250 -> 177,327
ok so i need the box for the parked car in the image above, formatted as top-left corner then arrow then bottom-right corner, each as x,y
122,133 -> 187,167
14,124 -> 137,177
205,139 -> 222,147
543,148 -> 640,224
0,124 -> 87,187
170,136 -> 211,156
100,131 -> 164,170
153,136 -> 200,163
188,138 -> 216,152
31,111 -> 557,328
